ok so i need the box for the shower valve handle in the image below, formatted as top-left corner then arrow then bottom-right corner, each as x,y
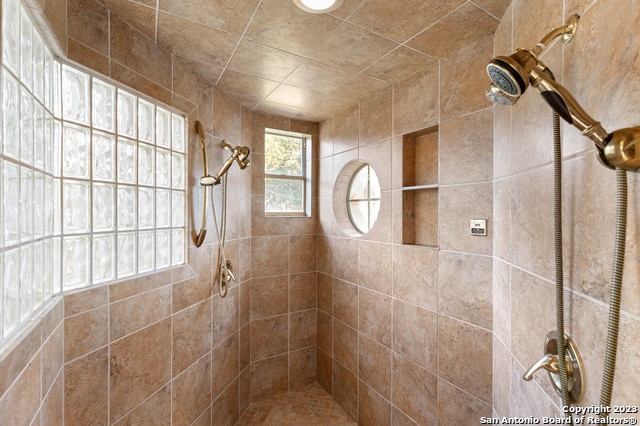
523,354 -> 565,381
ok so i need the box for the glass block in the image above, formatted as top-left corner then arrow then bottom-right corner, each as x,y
3,248 -> 20,336
44,176 -> 55,236
63,124 -> 90,179
3,70 -> 20,160
172,191 -> 184,227
138,143 -> 155,186
172,153 -> 184,189
63,180 -> 90,234
117,185 -> 136,230
93,131 -> 115,182
52,237 -> 61,292
155,230 -> 170,269
34,103 -> 45,170
33,29 -> 45,102
155,189 -> 170,228
53,120 -> 62,177
117,137 -> 137,184
20,9 -> 33,90
93,183 -> 115,232
33,172 -> 45,239
171,229 -> 184,266
138,231 -> 155,273
138,99 -> 155,143
93,233 -> 115,284
92,79 -> 115,132
138,187 -> 154,229
62,65 -> 90,125
53,178 -> 61,235
33,241 -> 44,309
171,114 -> 185,152
3,162 -> 20,245
2,0 -> 21,73
156,148 -> 170,188
155,107 -> 171,148
117,90 -> 136,138
43,239 -> 53,299
20,167 -> 33,242
117,232 -> 136,278
44,48 -> 54,111
44,112 -> 55,174
20,87 -> 33,165
20,244 -> 33,320
63,235 -> 90,290
53,60 -> 61,118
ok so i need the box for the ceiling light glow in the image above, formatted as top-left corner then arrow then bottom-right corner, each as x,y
292,0 -> 344,14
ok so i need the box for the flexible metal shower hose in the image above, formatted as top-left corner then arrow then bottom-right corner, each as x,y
548,68 -> 572,421
599,169 -> 628,415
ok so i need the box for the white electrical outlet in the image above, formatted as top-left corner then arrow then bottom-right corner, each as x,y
470,219 -> 487,236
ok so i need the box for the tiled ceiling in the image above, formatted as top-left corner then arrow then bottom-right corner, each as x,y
101,0 -> 510,121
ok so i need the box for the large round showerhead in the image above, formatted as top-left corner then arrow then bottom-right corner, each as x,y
485,84 -> 518,106
487,56 -> 528,98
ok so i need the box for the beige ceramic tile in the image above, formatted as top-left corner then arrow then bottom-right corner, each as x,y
67,0 -> 109,55
64,306 -> 108,362
250,354 -> 288,400
289,309 -> 317,351
317,310 -> 333,355
109,319 -> 172,422
158,0 -> 258,35
0,324 -> 41,397
333,238 -> 358,284
110,285 -> 171,341
392,299 -> 438,371
290,234 -> 317,273
41,372 -> 63,425
172,355 -> 212,424
358,380 -> 391,426
212,333 -> 239,399
251,236 -> 289,278
407,2 -> 498,59
333,279 -> 358,329
359,87 -> 392,146
250,315 -> 288,361
212,286 -> 240,347
333,319 -> 358,374
64,348 -> 108,425
358,335 -> 391,399
493,335 -> 511,417
317,349 -> 333,394
0,352 -> 41,426
290,272 -> 317,312
392,244 -> 438,310
64,286 -> 108,316
67,38 -> 109,76
392,61 -> 440,136
250,275 -> 289,320
493,258 -> 511,348
391,353 -> 437,425
41,323 -> 64,398
437,379 -> 492,425
358,241 -> 392,295
358,287 -> 391,347
116,385 -> 172,425
212,378 -> 240,424
104,0 -> 157,40
332,361 -> 358,419
172,298 -> 212,376
289,347 -> 317,389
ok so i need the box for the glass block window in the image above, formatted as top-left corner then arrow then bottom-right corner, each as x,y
0,0 -> 187,345
264,129 -> 311,216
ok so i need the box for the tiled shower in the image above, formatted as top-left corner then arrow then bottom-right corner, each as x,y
0,0 -> 638,425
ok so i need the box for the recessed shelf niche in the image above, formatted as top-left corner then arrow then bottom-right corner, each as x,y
402,125 -> 438,247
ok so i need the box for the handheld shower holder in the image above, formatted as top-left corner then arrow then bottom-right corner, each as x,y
485,14 -> 640,172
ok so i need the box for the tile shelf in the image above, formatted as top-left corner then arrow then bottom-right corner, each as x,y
402,125 -> 439,247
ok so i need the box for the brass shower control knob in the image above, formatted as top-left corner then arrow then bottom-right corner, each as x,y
523,331 -> 586,404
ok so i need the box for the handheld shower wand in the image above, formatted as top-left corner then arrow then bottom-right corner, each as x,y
485,14 -> 640,171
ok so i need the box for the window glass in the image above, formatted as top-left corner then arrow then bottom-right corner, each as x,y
347,164 -> 381,234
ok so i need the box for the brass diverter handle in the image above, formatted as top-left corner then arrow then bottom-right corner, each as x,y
522,331 -> 586,404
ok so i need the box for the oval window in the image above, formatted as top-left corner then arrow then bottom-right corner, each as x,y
347,164 -> 381,234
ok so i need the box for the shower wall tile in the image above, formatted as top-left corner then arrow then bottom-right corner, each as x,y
493,258 -> 511,348
63,306 -> 108,361
438,182 -> 493,255
512,0 -> 562,53
251,275 -> 289,320
110,270 -> 173,303
333,279 -> 358,329
213,86 -> 242,142
437,251 -> 493,329
290,272 -> 317,312
172,354 -> 212,425
392,61 -> 439,136
289,346 -> 317,388
251,236 -> 289,278
493,177 -> 511,262
41,323 -> 64,398
110,285 -> 172,341
317,348 -> 333,394
212,377 -> 240,425
391,353 -> 437,426
509,358 -> 560,417
392,244 -> 438,311
172,298 -> 212,376
212,286 -> 239,347
317,310 -> 333,354
109,61 -> 173,106
64,348 -> 108,425
68,38 -> 109,76
0,352 -> 41,426
358,287 -> 392,347
438,316 -> 492,404
240,325 -> 251,371
358,241 -> 392,295
437,378 -> 492,425
67,0 -> 109,55
439,34 -> 494,121
359,87 -> 392,146
359,381 -> 391,426
41,373 -> 63,425
291,234 -> 317,273
109,319 -> 171,422
212,333 -> 239,400
358,335 -> 391,399
116,385 -> 172,425
64,285 -> 108,316
333,237 -> 359,283
250,354 -> 288,400
290,309 -> 317,351
392,300 -> 438,372
333,319 -> 358,374
439,108 -> 493,185
493,335 -> 511,418
250,315 -> 288,361
332,360 -> 358,419
317,273 -> 333,314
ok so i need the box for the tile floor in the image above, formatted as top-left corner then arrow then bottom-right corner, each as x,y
235,382 -> 357,425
